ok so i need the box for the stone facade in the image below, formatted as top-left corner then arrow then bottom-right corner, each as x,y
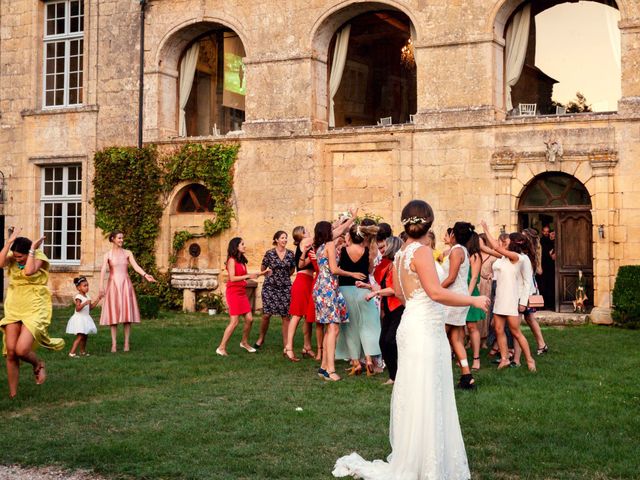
1,0 -> 639,322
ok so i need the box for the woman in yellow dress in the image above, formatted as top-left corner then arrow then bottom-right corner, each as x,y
0,228 -> 64,398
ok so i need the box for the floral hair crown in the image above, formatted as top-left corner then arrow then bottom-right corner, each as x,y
401,216 -> 428,226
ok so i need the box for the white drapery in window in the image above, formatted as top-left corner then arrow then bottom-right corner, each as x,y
178,42 -> 200,137
604,4 -> 621,71
504,4 -> 531,112
328,24 -> 351,128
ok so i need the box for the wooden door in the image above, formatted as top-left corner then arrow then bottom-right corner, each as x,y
556,211 -> 593,312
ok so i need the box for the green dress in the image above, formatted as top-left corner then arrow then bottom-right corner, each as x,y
466,266 -> 486,323
0,250 -> 65,355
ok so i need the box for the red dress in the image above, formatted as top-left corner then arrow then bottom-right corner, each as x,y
289,244 -> 317,323
225,259 -> 251,316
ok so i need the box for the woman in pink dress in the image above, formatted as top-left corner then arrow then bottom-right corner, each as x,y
99,231 -> 156,353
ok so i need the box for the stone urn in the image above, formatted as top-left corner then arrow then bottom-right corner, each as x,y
170,268 -> 220,313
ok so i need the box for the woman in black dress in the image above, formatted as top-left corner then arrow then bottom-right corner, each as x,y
254,231 -> 295,352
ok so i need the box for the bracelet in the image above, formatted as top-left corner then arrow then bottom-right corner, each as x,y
28,249 -> 35,256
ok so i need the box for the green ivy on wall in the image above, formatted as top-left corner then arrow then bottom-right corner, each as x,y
92,143 -> 239,309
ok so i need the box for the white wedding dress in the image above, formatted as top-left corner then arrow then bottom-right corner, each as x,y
333,242 -> 471,480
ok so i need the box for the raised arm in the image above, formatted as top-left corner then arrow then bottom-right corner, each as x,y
414,246 -> 489,311
0,227 -> 21,268
326,241 -> 366,280
480,221 -> 519,263
126,250 -> 156,282
441,247 -> 463,288
24,236 -> 46,276
468,254 -> 481,294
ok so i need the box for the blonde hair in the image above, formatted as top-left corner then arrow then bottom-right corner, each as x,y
426,230 -> 436,249
291,226 -> 305,246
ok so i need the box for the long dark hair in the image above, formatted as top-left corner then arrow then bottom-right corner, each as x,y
508,232 -> 535,266
466,232 -> 481,257
522,228 -> 540,271
452,221 -> 474,246
227,237 -> 248,264
313,221 -> 333,249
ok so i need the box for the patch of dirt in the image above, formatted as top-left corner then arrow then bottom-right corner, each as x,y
0,466 -> 105,480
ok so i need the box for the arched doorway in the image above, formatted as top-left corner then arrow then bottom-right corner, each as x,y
518,172 -> 593,312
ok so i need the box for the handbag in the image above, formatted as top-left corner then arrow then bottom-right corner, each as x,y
528,294 -> 545,308
528,276 -> 544,308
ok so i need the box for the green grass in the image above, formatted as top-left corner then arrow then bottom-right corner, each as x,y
0,308 -> 638,479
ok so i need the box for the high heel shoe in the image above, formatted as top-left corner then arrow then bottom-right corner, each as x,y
284,348 -> 300,362
457,373 -> 476,390
366,363 -> 375,377
348,365 -> 362,376
324,371 -> 341,382
301,348 -> 316,359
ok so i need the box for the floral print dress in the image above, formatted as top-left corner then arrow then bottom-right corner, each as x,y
313,243 -> 348,324
261,248 -> 295,316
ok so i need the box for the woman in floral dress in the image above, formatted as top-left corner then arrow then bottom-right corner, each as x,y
313,221 -> 366,382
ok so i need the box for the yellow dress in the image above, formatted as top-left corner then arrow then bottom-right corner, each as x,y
0,250 -> 65,355
433,248 -> 443,263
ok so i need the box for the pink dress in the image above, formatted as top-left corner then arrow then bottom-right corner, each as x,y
100,249 -> 141,325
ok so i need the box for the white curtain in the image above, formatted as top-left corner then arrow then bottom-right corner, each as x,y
604,5 -> 621,72
504,4 -> 531,111
178,42 -> 200,137
328,24 -> 351,128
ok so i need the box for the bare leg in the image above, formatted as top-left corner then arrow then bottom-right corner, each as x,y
467,322 -> 481,370
323,324 -> 341,380
281,315 -> 290,349
123,323 -> 131,352
110,325 -> 118,352
285,315 -> 301,352
218,315 -> 240,353
15,324 -> 44,386
80,334 -> 88,354
5,323 -> 21,397
507,315 -> 536,371
524,312 -> 546,350
240,313 -> 254,347
447,326 -> 471,375
315,324 -> 324,361
302,321 -> 313,352
255,314 -> 271,347
493,314 -> 511,369
70,334 -> 83,355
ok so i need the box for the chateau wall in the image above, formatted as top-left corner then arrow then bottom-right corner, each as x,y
1,0 -> 639,319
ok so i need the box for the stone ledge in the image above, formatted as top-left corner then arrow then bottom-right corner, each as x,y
535,311 -> 590,326
21,105 -> 99,117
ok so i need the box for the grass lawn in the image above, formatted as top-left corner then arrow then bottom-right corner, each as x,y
0,307 -> 637,479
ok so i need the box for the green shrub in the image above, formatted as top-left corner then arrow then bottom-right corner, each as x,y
138,295 -> 160,319
197,291 -> 225,313
612,265 -> 640,329
134,272 -> 183,311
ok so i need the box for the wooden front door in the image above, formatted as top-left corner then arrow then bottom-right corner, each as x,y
556,211 -> 593,312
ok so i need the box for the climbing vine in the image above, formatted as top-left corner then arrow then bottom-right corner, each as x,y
92,143 -> 239,309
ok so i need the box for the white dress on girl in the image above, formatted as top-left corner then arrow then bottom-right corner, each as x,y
333,242 -> 470,480
492,254 -> 526,316
441,244 -> 470,326
66,294 -> 98,335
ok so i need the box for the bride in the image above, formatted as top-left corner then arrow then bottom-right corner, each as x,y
333,200 -> 489,480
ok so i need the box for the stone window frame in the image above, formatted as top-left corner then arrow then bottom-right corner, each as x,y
39,163 -> 83,265
42,0 -> 85,109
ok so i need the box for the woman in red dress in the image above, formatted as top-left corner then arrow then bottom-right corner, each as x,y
216,237 -> 269,356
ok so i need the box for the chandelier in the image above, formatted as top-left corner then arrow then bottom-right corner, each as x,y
400,37 -> 415,68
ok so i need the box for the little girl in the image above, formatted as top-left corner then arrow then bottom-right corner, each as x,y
66,276 -> 102,357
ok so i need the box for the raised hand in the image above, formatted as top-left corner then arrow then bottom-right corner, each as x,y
7,226 -> 22,243
32,235 -> 46,250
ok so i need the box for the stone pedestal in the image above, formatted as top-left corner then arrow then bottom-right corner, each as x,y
589,307 -> 614,325
170,268 -> 221,313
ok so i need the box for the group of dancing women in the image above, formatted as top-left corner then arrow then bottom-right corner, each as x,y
215,202 -> 548,391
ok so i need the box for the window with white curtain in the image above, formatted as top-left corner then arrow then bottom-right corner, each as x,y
41,165 -> 82,264
43,0 -> 84,108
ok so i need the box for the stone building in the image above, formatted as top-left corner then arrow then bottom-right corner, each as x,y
1,0 -> 639,322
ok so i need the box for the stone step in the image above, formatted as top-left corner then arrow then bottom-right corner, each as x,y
534,310 -> 589,326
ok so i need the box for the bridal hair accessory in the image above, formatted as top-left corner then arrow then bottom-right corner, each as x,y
401,216 -> 428,226
355,225 -> 363,238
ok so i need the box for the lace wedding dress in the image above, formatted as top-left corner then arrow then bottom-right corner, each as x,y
333,242 -> 471,480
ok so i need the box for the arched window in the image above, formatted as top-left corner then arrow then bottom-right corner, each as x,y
176,184 -> 215,213
504,0 -> 620,116
328,10 -> 416,128
178,29 -> 246,137
519,172 -> 591,209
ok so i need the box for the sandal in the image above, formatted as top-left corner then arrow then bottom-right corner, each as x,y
317,367 -> 329,378
488,347 -> 500,357
284,348 -> 300,362
457,373 -> 476,390
536,345 -> 549,356
471,356 -> 481,371
527,359 -> 537,372
301,348 -> 316,359
33,361 -> 46,385
240,343 -> 257,353
348,364 -> 362,376
324,371 -> 341,382
366,363 -> 376,377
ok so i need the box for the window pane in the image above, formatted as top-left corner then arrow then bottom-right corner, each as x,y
46,19 -> 56,36
54,89 -> 64,105
71,1 -> 79,16
46,43 -> 56,58
56,18 -> 65,35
